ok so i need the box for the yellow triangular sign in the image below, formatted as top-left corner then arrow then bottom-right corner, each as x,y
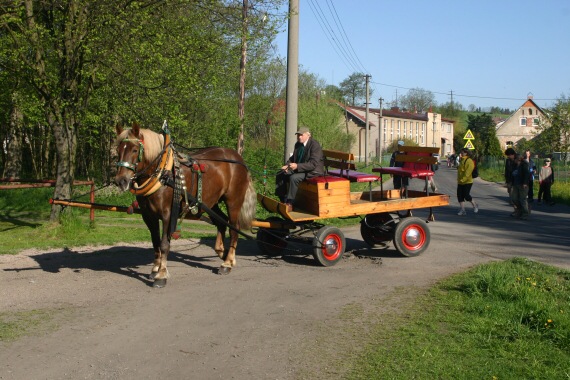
463,129 -> 475,140
464,140 -> 475,150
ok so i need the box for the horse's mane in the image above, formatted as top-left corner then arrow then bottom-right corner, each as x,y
116,128 -> 165,163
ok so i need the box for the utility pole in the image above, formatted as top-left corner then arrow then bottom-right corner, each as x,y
284,0 -> 299,162
378,97 -> 383,159
364,74 -> 370,165
237,0 -> 248,155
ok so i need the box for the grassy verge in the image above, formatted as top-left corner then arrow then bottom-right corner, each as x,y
0,186 -> 218,255
346,258 -> 570,379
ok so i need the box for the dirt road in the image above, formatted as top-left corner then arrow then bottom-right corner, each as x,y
1,166 -> 569,379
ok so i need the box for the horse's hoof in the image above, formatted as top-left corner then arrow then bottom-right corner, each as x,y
217,266 -> 232,275
153,278 -> 167,288
149,272 -> 158,280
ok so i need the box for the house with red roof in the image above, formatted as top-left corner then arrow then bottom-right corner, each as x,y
495,95 -> 546,148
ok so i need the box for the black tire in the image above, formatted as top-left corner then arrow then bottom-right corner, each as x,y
360,213 -> 397,247
256,217 -> 288,256
393,217 -> 430,257
312,226 -> 345,267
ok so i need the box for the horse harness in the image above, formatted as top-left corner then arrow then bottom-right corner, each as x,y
117,131 -> 208,234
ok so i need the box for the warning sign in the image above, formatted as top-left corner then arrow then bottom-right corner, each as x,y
463,129 -> 475,140
464,140 -> 475,150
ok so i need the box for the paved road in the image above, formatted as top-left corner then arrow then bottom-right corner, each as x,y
353,163 -> 570,270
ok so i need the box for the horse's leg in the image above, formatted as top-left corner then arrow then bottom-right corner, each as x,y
141,211 -> 162,280
152,217 -> 171,288
218,201 -> 240,275
211,204 -> 227,261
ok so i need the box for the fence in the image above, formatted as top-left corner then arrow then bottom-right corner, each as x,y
0,178 -> 96,221
478,157 -> 570,182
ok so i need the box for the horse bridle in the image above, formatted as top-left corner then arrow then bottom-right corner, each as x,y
116,136 -> 145,171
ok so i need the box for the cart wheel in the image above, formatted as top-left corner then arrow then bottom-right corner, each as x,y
360,213 -> 397,247
393,217 -> 430,257
256,217 -> 288,256
312,226 -> 345,267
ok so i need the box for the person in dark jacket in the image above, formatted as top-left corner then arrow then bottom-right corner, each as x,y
510,153 -> 530,220
275,126 -> 324,209
390,141 -> 408,192
504,147 -> 516,204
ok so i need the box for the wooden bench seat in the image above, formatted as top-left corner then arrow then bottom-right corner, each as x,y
322,149 -> 380,183
373,145 -> 439,197
322,149 -> 380,200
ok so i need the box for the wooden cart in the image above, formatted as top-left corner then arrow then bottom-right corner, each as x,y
254,173 -> 450,267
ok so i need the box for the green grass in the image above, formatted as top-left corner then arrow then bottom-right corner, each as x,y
0,309 -> 59,341
346,258 -> 570,379
0,186 -> 218,255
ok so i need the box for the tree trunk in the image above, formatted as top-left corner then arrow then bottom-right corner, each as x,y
49,114 -> 78,221
3,93 -> 23,178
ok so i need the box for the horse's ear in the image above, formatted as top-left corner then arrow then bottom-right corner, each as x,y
115,125 -> 123,135
132,122 -> 140,137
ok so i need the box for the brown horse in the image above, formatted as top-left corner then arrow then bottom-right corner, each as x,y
114,124 -> 256,287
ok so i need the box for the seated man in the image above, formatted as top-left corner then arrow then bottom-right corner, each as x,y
275,126 -> 324,209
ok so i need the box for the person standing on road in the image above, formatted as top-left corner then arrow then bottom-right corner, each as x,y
390,141 -> 408,194
456,148 -> 479,216
523,149 -> 537,203
510,153 -> 530,220
504,147 -> 517,204
538,158 -> 555,206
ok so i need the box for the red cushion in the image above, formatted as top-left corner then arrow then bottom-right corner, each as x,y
373,167 -> 434,178
328,169 -> 380,182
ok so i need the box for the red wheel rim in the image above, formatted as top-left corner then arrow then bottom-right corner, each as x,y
401,224 -> 426,251
321,233 -> 342,261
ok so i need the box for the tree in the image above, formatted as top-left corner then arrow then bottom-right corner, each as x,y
467,113 -> 502,159
534,95 -> 570,160
399,88 -> 436,113
339,72 -> 370,106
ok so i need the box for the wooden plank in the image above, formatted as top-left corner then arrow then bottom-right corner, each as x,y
400,146 -> 440,154
324,159 -> 356,171
322,149 -> 354,161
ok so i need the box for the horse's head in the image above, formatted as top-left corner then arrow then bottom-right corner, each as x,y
114,123 -> 145,191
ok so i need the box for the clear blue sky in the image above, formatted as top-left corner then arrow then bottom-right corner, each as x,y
274,0 -> 570,111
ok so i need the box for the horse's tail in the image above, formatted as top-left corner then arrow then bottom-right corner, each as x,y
239,174 -> 257,230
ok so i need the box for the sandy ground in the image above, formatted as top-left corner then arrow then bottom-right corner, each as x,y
1,166 -> 569,380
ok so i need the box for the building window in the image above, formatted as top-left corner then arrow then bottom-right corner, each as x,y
533,118 -> 539,126
529,108 -> 533,115
416,122 -> 419,143
383,119 -> 387,143
397,120 -> 401,137
404,121 -> 407,138
421,123 -> 425,144
520,118 -> 527,126
447,124 -> 451,133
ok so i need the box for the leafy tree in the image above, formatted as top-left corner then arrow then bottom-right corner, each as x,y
534,95 -> 570,160
437,101 -> 464,118
339,72 -> 370,106
399,88 -> 436,113
467,113 -> 502,159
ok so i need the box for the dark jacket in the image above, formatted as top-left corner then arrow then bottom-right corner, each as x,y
286,138 -> 324,177
504,158 -> 517,184
512,160 -> 530,186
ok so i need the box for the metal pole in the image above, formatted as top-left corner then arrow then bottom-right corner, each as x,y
378,97 -> 383,159
284,0 -> 299,162
365,74 -> 370,165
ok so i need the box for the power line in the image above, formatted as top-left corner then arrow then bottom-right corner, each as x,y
370,80 -> 559,104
